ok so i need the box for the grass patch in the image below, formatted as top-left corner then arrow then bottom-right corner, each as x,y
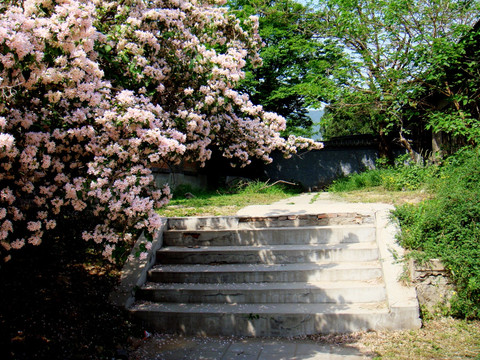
361,318 -> 480,359
157,180 -> 301,217
308,318 -> 480,359
329,154 -> 441,193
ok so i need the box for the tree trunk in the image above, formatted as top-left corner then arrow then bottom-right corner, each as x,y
378,125 -> 392,162
399,132 -> 417,163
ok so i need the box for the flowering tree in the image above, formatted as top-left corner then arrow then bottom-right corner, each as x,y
0,0 -> 321,262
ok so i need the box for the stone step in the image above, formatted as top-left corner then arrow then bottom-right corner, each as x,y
136,280 -> 387,304
129,301 -> 390,336
147,261 -> 383,284
163,225 -> 376,247
166,213 -> 374,231
156,242 -> 380,264
167,214 -> 375,231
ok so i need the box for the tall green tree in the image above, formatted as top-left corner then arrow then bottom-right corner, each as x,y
417,20 -> 480,155
308,0 -> 480,157
228,0 -> 340,137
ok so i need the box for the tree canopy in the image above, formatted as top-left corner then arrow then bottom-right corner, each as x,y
307,0 -> 480,156
228,0 -> 340,137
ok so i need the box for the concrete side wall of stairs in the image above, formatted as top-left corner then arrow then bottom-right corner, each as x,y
126,207 -> 421,337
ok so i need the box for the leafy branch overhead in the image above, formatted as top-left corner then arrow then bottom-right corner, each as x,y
306,0 -> 480,156
228,0 -> 340,137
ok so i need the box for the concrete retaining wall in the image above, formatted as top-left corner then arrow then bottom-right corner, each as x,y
151,136 -> 407,192
153,171 -> 208,191
263,147 -> 378,191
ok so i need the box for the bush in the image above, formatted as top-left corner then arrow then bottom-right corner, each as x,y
394,147 -> 480,319
235,180 -> 302,195
328,149 -> 480,318
328,153 -> 439,192
171,180 -> 301,200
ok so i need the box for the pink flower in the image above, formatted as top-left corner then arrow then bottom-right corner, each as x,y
28,233 -> 42,246
45,220 -> 56,230
116,90 -> 136,105
11,239 -> 25,250
0,134 -> 14,150
12,207 -> 24,221
102,244 -> 115,261
8,32 -> 34,59
0,188 -> 15,205
27,221 -> 42,232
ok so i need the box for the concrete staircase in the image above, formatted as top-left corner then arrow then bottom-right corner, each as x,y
129,210 -> 421,336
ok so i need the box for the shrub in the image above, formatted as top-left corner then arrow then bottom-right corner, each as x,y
328,170 -> 383,192
234,180 -> 301,195
394,147 -> 480,319
0,0 -> 322,263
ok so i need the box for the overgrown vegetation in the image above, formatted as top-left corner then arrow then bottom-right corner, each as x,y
329,148 -> 480,319
157,180 -> 302,217
394,148 -> 480,319
329,154 -> 440,192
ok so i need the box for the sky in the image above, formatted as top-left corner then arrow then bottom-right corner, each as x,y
308,109 -> 324,140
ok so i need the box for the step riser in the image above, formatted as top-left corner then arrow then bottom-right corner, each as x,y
167,214 -> 374,231
164,227 -> 376,247
148,268 -> 383,284
156,248 -> 379,264
131,310 -> 389,337
137,287 -> 387,304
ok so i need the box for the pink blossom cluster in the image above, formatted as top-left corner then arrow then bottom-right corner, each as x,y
0,0 -> 322,262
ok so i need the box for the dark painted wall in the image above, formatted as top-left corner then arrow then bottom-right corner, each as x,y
154,135 -> 407,191
263,147 -> 378,191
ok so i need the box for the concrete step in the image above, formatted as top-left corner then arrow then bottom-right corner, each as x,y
147,261 -> 383,283
156,242 -> 380,264
163,225 -> 376,247
137,280 -> 386,304
167,213 -> 375,231
129,301 -> 390,336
